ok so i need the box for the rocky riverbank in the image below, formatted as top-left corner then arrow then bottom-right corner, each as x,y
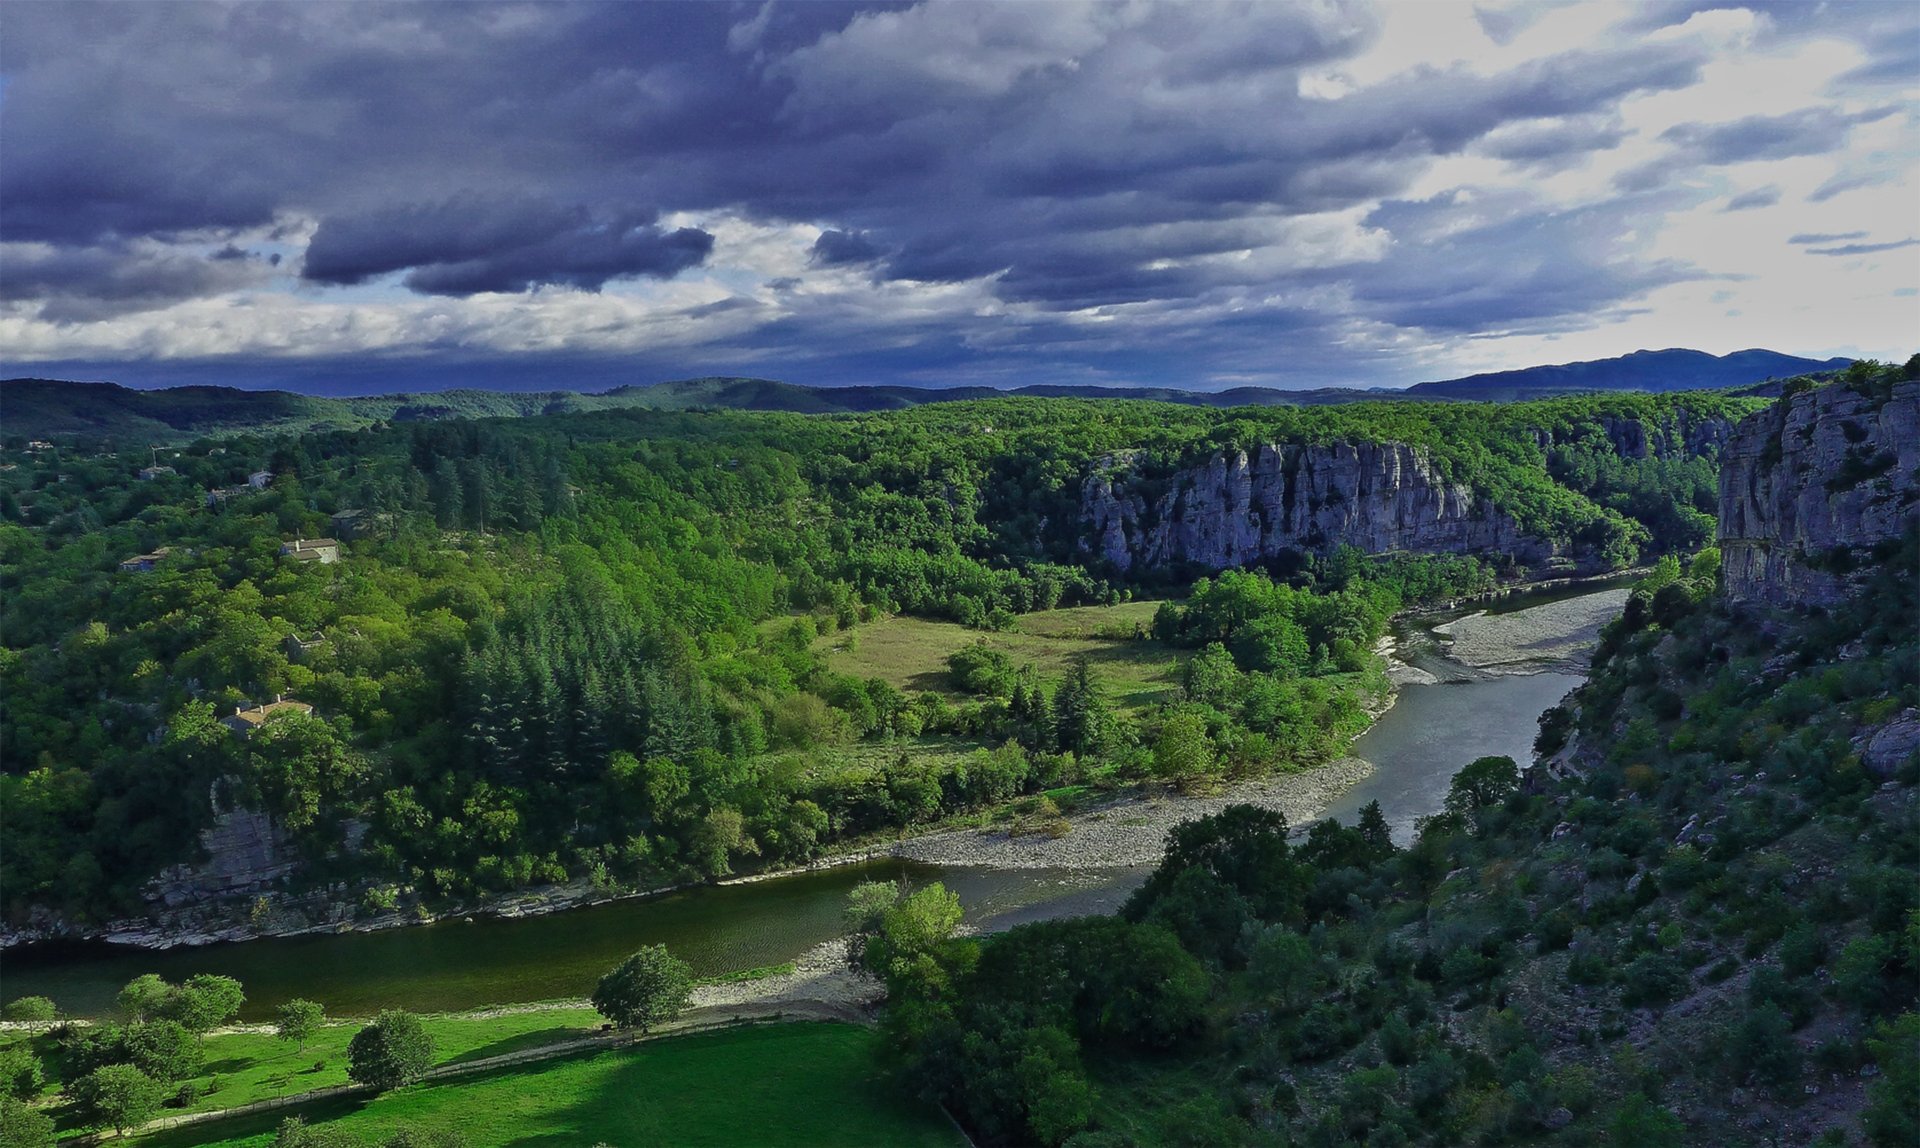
1430,587 -> 1630,673
889,756 -> 1375,870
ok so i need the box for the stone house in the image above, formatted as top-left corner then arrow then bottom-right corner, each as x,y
280,537 -> 342,564
221,695 -> 315,736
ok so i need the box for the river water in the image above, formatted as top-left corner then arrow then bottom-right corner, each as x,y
3,584 -> 1618,1020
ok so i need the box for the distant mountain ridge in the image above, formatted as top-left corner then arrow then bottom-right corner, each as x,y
0,348 -> 1858,441
1403,347 -> 1852,401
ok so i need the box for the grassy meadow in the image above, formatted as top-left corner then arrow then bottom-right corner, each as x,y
136,1022 -> 962,1147
8,1006 -> 606,1137
822,599 -> 1181,713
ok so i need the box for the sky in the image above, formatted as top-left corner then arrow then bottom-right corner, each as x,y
1,0 -> 1915,394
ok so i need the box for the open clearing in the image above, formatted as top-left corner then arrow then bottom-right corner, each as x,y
137,1022 -> 961,1147
822,600 -> 1180,713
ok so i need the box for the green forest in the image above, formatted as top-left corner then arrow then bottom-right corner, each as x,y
868,527 -> 1920,1147
1,391 -> 1761,924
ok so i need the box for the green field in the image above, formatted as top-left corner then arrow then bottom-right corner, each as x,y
824,600 -> 1181,713
9,1006 -> 607,1136
138,1022 -> 962,1147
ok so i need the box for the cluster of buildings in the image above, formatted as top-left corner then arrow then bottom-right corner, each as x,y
118,531 -> 347,573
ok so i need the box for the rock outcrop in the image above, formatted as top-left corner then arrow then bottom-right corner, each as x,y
1081,441 -> 1555,573
1718,379 -> 1919,606
1594,410 -> 1735,460
146,805 -> 295,910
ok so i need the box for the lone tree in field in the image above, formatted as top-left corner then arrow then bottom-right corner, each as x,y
591,945 -> 694,1034
75,1064 -> 163,1137
276,999 -> 326,1052
3,996 -> 54,1034
346,1010 -> 435,1091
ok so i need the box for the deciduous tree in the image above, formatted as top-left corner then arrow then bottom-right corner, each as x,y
347,1011 -> 435,1091
591,946 -> 693,1034
276,999 -> 326,1052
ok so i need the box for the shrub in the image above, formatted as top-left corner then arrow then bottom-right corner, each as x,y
1864,1013 -> 1920,1148
1728,1003 -> 1800,1091
1778,923 -> 1828,978
1620,953 -> 1687,1008
346,1011 -> 435,1091
1607,1094 -> 1683,1147
1833,934 -> 1896,1013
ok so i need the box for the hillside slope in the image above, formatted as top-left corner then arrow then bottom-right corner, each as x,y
1405,348 -> 1853,401
874,368 -> 1919,1147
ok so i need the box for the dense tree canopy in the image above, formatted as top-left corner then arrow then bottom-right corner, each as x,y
0,391 -> 1763,924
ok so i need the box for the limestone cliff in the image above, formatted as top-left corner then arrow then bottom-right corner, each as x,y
146,802 -> 295,910
1719,378 -> 1919,606
1080,441 -> 1554,573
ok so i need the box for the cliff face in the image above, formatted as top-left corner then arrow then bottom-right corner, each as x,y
146,804 -> 295,910
1081,441 -> 1554,573
1593,409 -> 1735,460
1719,379 -> 1919,606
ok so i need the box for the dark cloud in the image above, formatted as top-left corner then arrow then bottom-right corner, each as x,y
0,2 -> 1905,387
302,199 -> 712,295
1810,169 -> 1901,203
1721,186 -> 1780,211
0,2 -> 1708,318
810,230 -> 884,266
1660,106 -> 1897,164
0,240 -> 273,321
1471,2 -> 1581,47
1788,231 -> 1867,245
1476,115 -> 1628,166
1804,238 -> 1918,257
1326,190 -> 1699,333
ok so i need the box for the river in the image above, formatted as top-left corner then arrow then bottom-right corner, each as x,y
1,582 -> 1622,1021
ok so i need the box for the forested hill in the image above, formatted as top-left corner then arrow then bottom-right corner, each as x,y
0,348 -> 1856,442
864,366 -> 1920,1148
0,382 -> 1845,942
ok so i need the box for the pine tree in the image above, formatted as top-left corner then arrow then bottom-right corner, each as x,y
1052,657 -> 1112,758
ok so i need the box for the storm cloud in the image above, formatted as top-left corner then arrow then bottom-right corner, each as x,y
302,200 -> 713,295
0,1 -> 1913,389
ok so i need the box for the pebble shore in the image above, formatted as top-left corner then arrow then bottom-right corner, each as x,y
889,756 -> 1376,870
1431,587 -> 1629,673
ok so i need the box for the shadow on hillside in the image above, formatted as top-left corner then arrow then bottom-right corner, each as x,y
136,1095 -> 370,1147
440,1025 -> 589,1068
